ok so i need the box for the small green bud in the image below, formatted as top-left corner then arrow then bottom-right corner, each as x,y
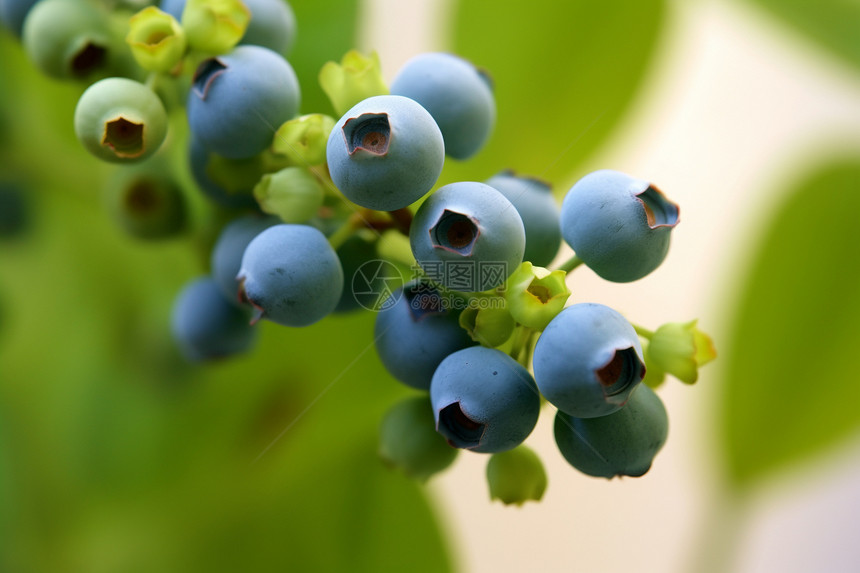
379,396 -> 458,482
645,320 -> 716,384
459,303 -> 515,348
254,167 -> 325,224
271,114 -> 337,166
504,262 -> 570,330
182,0 -> 250,55
126,7 -> 186,73
486,445 -> 547,506
319,50 -> 389,116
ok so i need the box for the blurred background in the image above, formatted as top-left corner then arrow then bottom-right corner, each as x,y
1,0 -> 859,572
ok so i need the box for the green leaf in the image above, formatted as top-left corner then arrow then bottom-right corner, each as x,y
447,0 -> 666,193
720,158 -> 860,489
0,33 -> 453,573
288,0 -> 362,116
745,0 -> 860,71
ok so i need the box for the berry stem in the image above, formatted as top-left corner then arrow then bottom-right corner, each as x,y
508,325 -> 534,365
555,254 -> 583,273
327,217 -> 358,250
633,324 -> 655,340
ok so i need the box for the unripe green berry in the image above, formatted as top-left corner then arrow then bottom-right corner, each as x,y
645,320 -> 716,384
105,163 -> 186,239
459,303 -> 515,348
23,0 -> 112,80
486,445 -> 547,506
378,396 -> 458,482
74,77 -> 168,163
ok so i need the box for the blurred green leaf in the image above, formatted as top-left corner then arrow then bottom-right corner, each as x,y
289,0 -> 362,116
0,25 -> 452,573
720,158 -> 860,488
745,0 -> 860,71
446,0 -> 666,192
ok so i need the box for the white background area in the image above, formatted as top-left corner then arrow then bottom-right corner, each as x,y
362,1 -> 860,571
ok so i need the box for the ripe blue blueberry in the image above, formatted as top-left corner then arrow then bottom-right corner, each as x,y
210,214 -> 279,305
560,169 -> 680,282
410,181 -> 525,292
326,95 -> 445,211
484,170 -> 562,267
237,224 -> 343,327
171,276 -> 258,362
374,281 -> 476,390
533,303 -> 646,418
554,384 -> 668,478
74,78 -> 168,163
0,0 -> 41,37
390,52 -> 495,160
187,45 -> 300,159
430,346 -> 540,453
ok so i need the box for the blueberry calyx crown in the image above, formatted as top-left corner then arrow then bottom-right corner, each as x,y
438,401 -> 486,449
192,58 -> 227,100
636,184 -> 679,229
103,117 -> 145,158
343,113 -> 390,155
597,347 -> 645,399
71,41 -> 107,77
430,209 -> 480,256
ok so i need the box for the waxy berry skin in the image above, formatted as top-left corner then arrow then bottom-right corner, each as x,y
430,346 -> 540,454
326,95 -> 444,211
187,45 -> 300,159
533,303 -> 646,418
560,169 -> 679,283
391,52 -> 495,160
374,281 -> 476,390
171,277 -> 257,362
410,181 -> 525,292
237,224 -> 343,327
554,384 -> 668,479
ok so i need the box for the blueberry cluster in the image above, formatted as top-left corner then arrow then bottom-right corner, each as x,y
2,0 -> 715,505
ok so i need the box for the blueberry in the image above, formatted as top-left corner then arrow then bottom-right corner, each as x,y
390,52 -> 495,160
171,276 -> 258,362
22,0 -> 111,80
410,181 -> 525,292
326,95 -> 444,211
0,0 -> 41,37
74,78 -> 168,163
533,303 -> 646,418
187,45 -> 300,159
374,281 -> 476,390
560,169 -> 680,282
430,346 -> 540,453
210,213 -> 279,305
379,395 -> 458,482
554,384 -> 668,478
485,171 -> 562,267
105,164 -> 187,239
237,224 -> 343,327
